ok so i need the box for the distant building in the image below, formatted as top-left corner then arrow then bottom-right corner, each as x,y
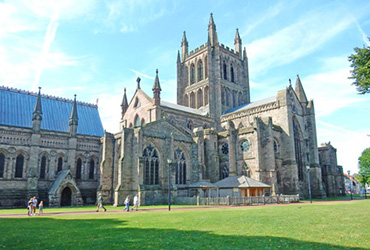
0,86 -> 103,207
318,142 -> 345,196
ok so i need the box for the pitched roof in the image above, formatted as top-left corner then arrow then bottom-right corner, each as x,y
214,175 -> 271,188
161,100 -> 208,116
0,86 -> 104,137
223,96 -> 277,114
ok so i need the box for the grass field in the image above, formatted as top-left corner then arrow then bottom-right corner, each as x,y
1,200 -> 369,249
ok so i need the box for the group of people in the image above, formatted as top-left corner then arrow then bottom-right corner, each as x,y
97,193 -> 139,212
27,196 -> 43,216
123,195 -> 139,212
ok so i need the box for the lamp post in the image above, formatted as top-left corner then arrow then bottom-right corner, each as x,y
362,173 -> 367,199
306,166 -> 312,204
347,170 -> 353,200
167,158 -> 173,211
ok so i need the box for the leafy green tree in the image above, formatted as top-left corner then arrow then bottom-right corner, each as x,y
348,38 -> 370,94
358,148 -> 370,184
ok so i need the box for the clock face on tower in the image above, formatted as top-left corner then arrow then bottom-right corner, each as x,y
240,140 -> 250,152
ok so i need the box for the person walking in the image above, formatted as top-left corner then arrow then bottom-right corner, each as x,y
124,196 -> 130,212
38,201 -> 44,215
133,195 -> 139,211
96,193 -> 107,212
27,198 -> 33,216
32,196 -> 38,215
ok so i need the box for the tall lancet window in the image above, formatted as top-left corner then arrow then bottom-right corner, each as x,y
293,119 -> 303,181
204,86 -> 209,106
134,115 -> 140,127
223,60 -> 227,80
143,144 -> 159,185
76,158 -> 82,179
231,64 -> 234,83
0,153 -> 5,178
190,64 -> 195,84
197,89 -> 203,108
89,159 -> 95,179
15,154 -> 24,178
57,157 -> 63,172
174,148 -> 186,185
197,60 -> 203,81
40,155 -> 46,179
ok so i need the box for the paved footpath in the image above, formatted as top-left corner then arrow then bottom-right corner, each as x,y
1,198 -> 364,218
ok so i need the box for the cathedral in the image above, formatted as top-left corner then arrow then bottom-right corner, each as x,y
99,14 -> 340,206
0,14 -> 344,208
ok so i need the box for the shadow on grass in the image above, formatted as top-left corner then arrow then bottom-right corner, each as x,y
0,217 -> 364,250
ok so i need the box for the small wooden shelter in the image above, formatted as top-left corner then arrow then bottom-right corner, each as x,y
214,175 -> 271,197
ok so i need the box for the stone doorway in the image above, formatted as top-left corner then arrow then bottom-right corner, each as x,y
61,187 -> 72,206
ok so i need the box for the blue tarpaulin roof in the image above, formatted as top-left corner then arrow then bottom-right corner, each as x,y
0,87 -> 104,137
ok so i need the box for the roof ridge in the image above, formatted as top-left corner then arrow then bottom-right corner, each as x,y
0,85 -> 98,108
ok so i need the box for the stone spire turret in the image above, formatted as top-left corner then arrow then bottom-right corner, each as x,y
32,87 -> 43,133
152,69 -> 161,106
181,31 -> 188,63
136,77 -> 141,90
121,88 -> 128,118
69,94 -> 78,137
295,74 -> 308,103
177,50 -> 181,63
234,28 -> 242,59
208,13 -> 218,47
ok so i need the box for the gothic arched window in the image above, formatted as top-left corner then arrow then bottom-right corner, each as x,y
134,97 -> 141,108
0,153 -> 5,178
190,64 -> 195,84
174,148 -> 186,184
197,89 -> 203,108
143,144 -> 159,185
190,92 -> 195,108
223,60 -> 227,80
204,86 -> 209,106
220,162 -> 229,180
57,157 -> 63,173
225,88 -> 230,106
205,56 -> 208,79
76,158 -> 82,179
134,115 -> 140,127
15,154 -> 24,178
293,119 -> 303,181
187,119 -> 193,131
141,118 -> 146,126
40,156 -> 46,179
89,159 -> 95,179
197,60 -> 203,81
231,64 -> 234,83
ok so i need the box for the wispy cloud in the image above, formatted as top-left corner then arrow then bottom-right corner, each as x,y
32,12 -> 59,90
317,120 -> 370,172
247,7 -> 354,76
303,57 -> 365,117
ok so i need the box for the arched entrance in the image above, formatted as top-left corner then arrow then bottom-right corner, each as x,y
61,187 -> 72,206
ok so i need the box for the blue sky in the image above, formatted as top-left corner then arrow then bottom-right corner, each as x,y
1,0 -> 370,174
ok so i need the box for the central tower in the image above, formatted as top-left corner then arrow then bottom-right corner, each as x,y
177,13 -> 250,122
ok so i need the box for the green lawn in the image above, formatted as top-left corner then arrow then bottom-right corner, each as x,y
1,200 -> 369,249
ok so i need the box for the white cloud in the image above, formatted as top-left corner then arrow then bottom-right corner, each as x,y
317,120 -> 370,173
247,8 -> 354,76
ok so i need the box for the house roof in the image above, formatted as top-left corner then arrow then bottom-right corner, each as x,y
214,175 -> 271,188
0,86 -> 104,137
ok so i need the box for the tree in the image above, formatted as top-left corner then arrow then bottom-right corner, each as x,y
358,148 -> 370,184
348,38 -> 370,94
